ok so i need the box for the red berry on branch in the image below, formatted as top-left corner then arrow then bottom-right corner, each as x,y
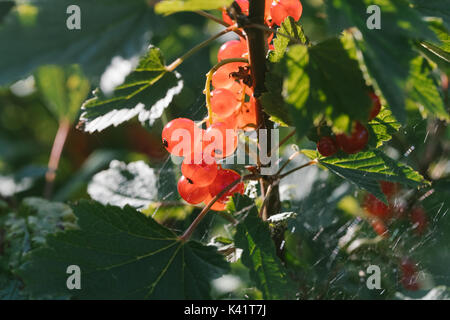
203,193 -> 228,211
217,39 -> 248,62
208,168 -> 245,203
270,0 -> 303,26
181,154 -> 218,187
161,118 -> 202,157
212,63 -> 245,91
400,258 -> 420,291
336,121 -> 369,154
177,176 -> 208,204
203,122 -> 238,159
371,219 -> 388,237
379,181 -> 397,197
237,96 -> 258,131
222,0 -> 249,25
317,136 -> 339,157
368,92 -> 381,120
363,193 -> 391,220
211,88 -> 241,118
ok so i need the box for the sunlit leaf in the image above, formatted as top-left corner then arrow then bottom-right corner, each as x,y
79,47 -> 183,133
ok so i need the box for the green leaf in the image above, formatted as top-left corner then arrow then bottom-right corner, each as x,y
418,21 -> 450,73
19,201 -> 229,299
35,65 -> 90,122
281,38 -> 372,138
79,47 -> 183,133
233,195 -> 295,300
303,149 -> 429,203
427,21 -> 450,53
87,160 -> 175,210
0,197 -> 75,300
260,63 -> 293,127
367,107 -> 401,148
261,17 -> 307,126
4,198 -> 76,268
155,0 -> 233,15
0,0 -> 163,85
327,0 -> 437,123
406,56 -> 449,122
413,0 -> 450,30
269,17 -> 308,64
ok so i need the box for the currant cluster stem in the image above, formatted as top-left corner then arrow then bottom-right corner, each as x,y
166,26 -> 236,72
205,58 -> 248,124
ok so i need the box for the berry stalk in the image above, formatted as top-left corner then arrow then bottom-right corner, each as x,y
205,57 -> 248,124
166,25 -> 237,72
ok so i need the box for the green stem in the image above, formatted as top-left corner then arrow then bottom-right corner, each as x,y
278,160 -> 317,179
44,118 -> 71,199
166,26 -> 236,72
195,10 -> 230,27
204,57 -> 249,124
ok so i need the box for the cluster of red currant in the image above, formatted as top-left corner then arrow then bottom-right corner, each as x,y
222,0 -> 302,28
362,181 -> 428,237
362,182 -> 426,291
161,1 -> 303,210
161,117 -> 244,211
316,92 -> 382,157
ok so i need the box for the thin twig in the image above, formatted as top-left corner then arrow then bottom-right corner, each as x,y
44,118 -> 71,199
166,25 -> 237,72
269,129 -> 296,156
195,10 -> 230,27
195,10 -> 246,38
278,160 -> 318,180
276,150 -> 301,176
259,182 -> 279,220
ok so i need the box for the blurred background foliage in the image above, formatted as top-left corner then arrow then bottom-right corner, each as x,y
0,0 -> 448,300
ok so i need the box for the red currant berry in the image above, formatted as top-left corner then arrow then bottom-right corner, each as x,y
181,154 -> 218,187
222,0 -> 249,25
317,136 -> 339,157
210,112 -> 239,131
379,181 -> 398,199
212,63 -> 245,91
162,118 -> 203,157
237,96 -> 258,131
363,193 -> 391,220
270,0 -> 303,26
211,88 -> 241,118
217,39 -> 248,62
336,121 -> 369,154
203,122 -> 238,159
209,168 -> 245,203
177,176 -> 208,204
368,92 -> 381,120
203,193 -> 227,211
400,258 -> 420,291
371,219 -> 388,237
